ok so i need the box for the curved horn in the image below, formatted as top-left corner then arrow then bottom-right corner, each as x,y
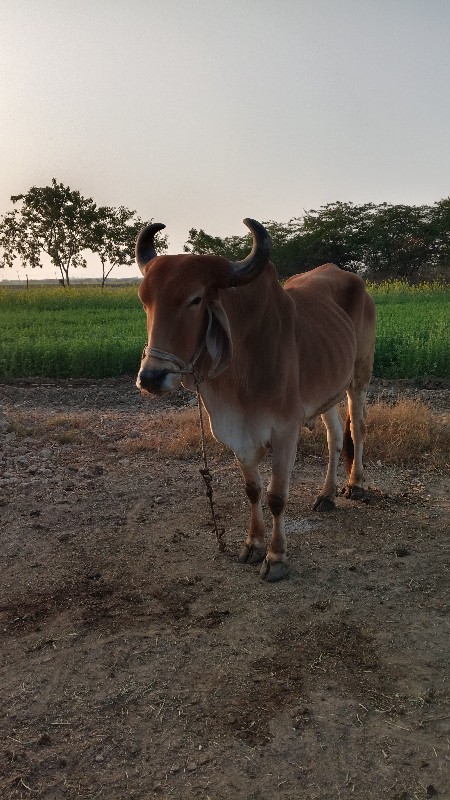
228,218 -> 272,287
136,223 -> 166,274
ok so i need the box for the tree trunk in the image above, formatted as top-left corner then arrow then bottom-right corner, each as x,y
54,259 -> 66,286
61,264 -> 70,286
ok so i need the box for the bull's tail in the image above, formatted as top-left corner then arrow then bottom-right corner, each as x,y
343,411 -> 354,477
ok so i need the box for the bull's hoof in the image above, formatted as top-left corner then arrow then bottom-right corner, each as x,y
313,495 -> 336,513
259,558 -> 289,582
238,543 -> 266,565
345,484 -> 367,501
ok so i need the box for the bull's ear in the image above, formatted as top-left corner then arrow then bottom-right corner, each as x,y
206,297 -> 232,378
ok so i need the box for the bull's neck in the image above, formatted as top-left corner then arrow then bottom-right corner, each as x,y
197,267 -> 294,410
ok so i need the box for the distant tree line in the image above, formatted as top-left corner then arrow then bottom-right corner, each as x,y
1,182 -> 449,284
0,179 -> 167,286
185,200 -> 450,281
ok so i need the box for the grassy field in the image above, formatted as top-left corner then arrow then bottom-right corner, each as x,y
0,281 -> 448,380
0,286 -> 143,379
368,280 -> 449,379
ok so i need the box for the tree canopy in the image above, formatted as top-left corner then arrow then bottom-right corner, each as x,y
0,179 -> 167,285
185,200 -> 450,281
2,185 -> 449,284
88,205 -> 158,288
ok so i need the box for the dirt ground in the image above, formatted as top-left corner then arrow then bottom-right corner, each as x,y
0,377 -> 449,800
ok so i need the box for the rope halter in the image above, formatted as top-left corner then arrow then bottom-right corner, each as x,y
141,341 -> 205,377
141,307 -> 212,379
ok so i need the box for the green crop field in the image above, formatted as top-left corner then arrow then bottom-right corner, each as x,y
0,285 -> 145,379
368,281 -> 449,379
0,281 -> 448,380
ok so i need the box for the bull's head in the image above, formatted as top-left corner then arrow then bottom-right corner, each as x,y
136,218 -> 271,395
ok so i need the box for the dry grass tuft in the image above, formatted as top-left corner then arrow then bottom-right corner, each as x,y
6,398 -> 448,468
298,398 -> 449,468
7,418 -> 33,438
365,398 -> 449,467
165,409 -> 219,458
6,411 -> 87,443
120,409 -> 226,460
42,413 -> 86,444
121,400 -> 448,468
299,398 -> 450,468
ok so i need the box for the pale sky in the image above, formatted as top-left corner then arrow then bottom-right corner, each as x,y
1,0 -> 450,279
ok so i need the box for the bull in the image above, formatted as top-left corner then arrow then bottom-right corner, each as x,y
136,219 -> 376,581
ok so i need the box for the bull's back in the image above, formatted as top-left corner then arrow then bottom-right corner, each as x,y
284,264 -> 376,413
285,263 -> 375,338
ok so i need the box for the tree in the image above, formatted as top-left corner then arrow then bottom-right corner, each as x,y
429,198 -> 450,275
88,206 -> 167,287
0,179 -> 99,285
183,202 -> 450,282
365,204 -> 434,280
0,179 -> 166,285
293,202 -> 376,272
184,219 -> 301,277
184,228 -> 250,259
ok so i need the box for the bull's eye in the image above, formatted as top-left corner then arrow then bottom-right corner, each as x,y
188,296 -> 202,307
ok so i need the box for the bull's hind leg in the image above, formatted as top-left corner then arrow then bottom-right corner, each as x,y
313,406 -> 343,512
344,384 -> 368,500
345,293 -> 376,501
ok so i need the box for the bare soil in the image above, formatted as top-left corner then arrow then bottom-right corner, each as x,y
1,377 -> 449,800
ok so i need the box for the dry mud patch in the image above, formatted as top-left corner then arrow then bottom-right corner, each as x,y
0,378 -> 449,800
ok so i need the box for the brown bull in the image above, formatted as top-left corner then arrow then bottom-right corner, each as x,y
136,219 -> 376,581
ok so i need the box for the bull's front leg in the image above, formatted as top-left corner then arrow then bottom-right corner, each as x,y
259,426 -> 298,582
237,465 -> 267,565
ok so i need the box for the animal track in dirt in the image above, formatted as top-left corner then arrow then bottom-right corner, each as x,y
0,575 -> 141,636
204,619 -> 400,746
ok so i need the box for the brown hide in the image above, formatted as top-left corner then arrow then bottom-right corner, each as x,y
201,263 -> 297,412
284,264 -> 376,417
182,262 -> 375,425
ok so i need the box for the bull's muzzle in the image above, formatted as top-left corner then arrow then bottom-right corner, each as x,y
136,366 -> 181,394
136,367 -> 170,394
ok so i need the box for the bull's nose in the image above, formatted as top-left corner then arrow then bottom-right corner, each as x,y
137,368 -> 169,393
